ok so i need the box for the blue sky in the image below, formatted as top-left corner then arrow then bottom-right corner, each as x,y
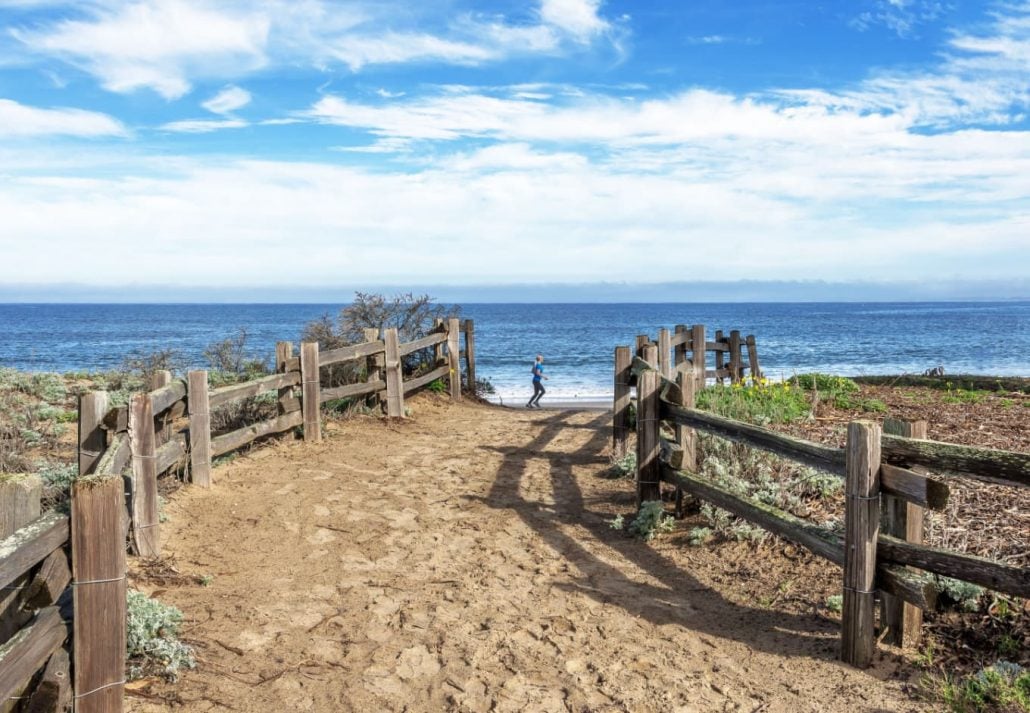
0,0 -> 1027,296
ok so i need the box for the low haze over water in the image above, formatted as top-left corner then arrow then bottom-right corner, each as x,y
2,302 -> 1027,401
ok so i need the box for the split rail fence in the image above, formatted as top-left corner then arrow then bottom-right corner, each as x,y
0,319 -> 476,713
614,325 -> 1030,668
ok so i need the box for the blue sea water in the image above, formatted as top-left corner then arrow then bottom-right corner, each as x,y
1,302 -> 1027,401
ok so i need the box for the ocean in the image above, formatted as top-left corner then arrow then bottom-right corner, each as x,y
1,302 -> 1027,402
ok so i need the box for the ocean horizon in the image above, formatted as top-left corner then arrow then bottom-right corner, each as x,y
2,301 -> 1027,402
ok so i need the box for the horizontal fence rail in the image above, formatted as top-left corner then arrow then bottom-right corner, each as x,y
617,326 -> 1029,669
0,318 -> 478,712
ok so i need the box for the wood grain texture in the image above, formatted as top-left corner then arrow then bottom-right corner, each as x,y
745,335 -> 761,380
0,607 -> 67,707
210,412 -> 303,458
0,514 -> 69,591
447,318 -> 462,401
657,328 -> 672,381
275,341 -> 295,417
463,319 -> 477,390
881,433 -> 1029,487
842,421 -> 881,668
24,548 -> 71,610
300,342 -> 321,443
129,393 -> 159,558
187,371 -> 212,488
320,340 -> 386,366
384,329 -> 405,418
613,346 -> 632,458
320,380 -> 386,403
71,477 -> 126,713
728,331 -> 743,383
881,418 -> 927,647
397,333 -> 446,358
403,366 -> 450,394
636,346 -> 661,506
23,646 -> 71,713
208,372 -> 300,409
362,329 -> 384,411
78,392 -> 108,477
691,325 -> 706,387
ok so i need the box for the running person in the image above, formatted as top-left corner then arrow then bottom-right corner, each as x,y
527,354 -> 548,408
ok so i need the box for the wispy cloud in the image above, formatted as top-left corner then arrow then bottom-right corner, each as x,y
0,97 -> 125,137
10,0 -> 269,98
159,118 -> 247,133
202,85 -> 251,114
851,0 -> 948,37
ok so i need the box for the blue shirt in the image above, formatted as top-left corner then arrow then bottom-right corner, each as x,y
533,363 -> 543,382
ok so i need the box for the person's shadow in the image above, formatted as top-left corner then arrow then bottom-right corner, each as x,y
479,409 -> 909,675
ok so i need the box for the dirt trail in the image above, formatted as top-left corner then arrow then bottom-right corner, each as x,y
128,395 -> 926,712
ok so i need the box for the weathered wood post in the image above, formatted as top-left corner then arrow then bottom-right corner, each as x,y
275,341 -> 294,416
881,418 -> 928,647
636,345 -> 662,506
129,393 -> 159,557
842,420 -> 882,667
463,319 -> 477,393
635,334 -> 649,357
78,391 -> 108,476
674,325 -> 688,369
691,324 -> 706,388
672,369 -> 698,517
714,330 -> 725,384
432,318 -> 445,364
187,371 -> 212,487
300,342 -> 322,442
148,371 -> 172,446
447,318 -> 462,401
0,475 -> 43,643
361,329 -> 383,411
745,335 -> 761,381
613,346 -> 632,457
657,328 -> 672,381
71,476 -> 126,713
729,330 -> 743,383
384,328 -> 405,418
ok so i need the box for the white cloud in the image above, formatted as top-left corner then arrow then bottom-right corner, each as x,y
0,98 -> 125,137
11,0 -> 269,98
159,118 -> 247,133
202,85 -> 251,114
539,0 -> 609,42
328,32 -> 494,71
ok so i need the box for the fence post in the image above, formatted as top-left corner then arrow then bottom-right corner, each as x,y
384,328 -> 405,418
881,418 -> 928,647
129,392 -> 159,558
729,330 -> 743,383
613,346 -> 632,457
71,476 -> 126,713
300,342 -> 321,442
714,330 -> 725,384
187,371 -> 212,487
674,325 -> 687,368
78,391 -> 108,477
0,475 -> 42,644
672,370 -> 698,517
842,420 -> 882,667
148,371 -> 172,446
636,345 -> 662,506
275,341 -> 294,416
447,318 -> 462,401
657,328 -> 671,381
691,324 -> 706,387
635,334 -> 649,357
432,318 -> 445,364
745,335 -> 761,381
361,329 -> 383,411
463,319 -> 477,392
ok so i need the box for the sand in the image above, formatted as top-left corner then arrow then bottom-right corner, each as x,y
125,394 -> 927,712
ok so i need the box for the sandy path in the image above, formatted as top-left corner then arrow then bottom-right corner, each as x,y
128,395 -> 925,712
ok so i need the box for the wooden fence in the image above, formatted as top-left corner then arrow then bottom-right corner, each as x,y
617,328 -> 1029,668
0,319 -> 476,712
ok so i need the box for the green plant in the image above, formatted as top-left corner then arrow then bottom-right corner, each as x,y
793,373 -> 859,394
126,590 -> 196,681
629,501 -> 675,541
687,526 -> 713,546
203,327 -> 269,381
826,594 -> 843,613
935,662 -> 1030,712
608,514 -> 625,530
427,378 -> 448,394
937,576 -> 986,612
605,452 -> 636,479
199,575 -> 214,587
696,379 -> 810,425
